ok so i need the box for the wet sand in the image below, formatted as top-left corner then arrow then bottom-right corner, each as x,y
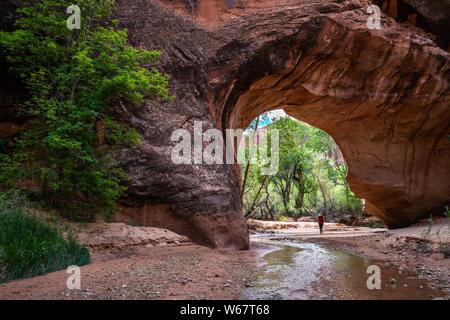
249,217 -> 450,299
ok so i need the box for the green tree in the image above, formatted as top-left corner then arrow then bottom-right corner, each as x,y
269,118 -> 315,217
241,115 -> 363,222
0,0 -> 170,220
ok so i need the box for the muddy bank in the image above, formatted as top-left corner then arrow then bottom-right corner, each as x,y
0,221 -> 256,300
309,233 -> 450,296
0,243 -> 256,300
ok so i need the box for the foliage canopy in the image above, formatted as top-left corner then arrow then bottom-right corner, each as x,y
240,116 -> 363,221
0,0 -> 170,219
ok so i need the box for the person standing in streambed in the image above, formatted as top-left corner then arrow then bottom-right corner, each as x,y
318,212 -> 325,235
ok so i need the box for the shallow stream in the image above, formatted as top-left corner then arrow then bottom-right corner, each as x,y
242,234 -> 447,300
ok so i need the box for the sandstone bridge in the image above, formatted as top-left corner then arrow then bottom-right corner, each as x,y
4,0 -> 448,250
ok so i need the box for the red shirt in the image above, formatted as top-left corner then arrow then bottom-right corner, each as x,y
318,216 -> 324,225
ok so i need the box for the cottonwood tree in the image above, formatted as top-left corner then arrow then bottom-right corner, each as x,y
0,0 -> 170,219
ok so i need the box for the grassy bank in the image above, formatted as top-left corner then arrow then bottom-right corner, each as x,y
0,191 -> 90,284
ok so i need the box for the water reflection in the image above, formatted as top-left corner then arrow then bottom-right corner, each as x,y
242,238 -> 447,300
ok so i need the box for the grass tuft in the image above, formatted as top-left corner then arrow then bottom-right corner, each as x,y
0,190 -> 90,284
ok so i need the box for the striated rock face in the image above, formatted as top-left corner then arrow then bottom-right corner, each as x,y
1,1 -> 449,248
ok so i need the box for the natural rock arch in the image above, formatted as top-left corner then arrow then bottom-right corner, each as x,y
113,0 -> 450,249
220,15 -> 450,228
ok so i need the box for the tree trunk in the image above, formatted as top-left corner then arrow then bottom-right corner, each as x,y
263,184 -> 275,221
245,175 -> 268,218
317,177 -> 328,215
294,168 -> 304,213
241,115 -> 260,195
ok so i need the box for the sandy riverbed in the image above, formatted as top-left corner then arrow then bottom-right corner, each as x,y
0,218 -> 448,299
0,244 -> 256,300
249,217 -> 450,296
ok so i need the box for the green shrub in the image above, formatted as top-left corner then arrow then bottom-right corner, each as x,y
0,0 -> 170,220
0,191 -> 90,284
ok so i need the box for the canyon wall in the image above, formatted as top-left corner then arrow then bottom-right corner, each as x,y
115,0 -> 449,248
1,0 -> 449,248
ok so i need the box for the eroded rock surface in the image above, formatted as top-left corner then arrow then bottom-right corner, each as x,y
76,223 -> 191,250
1,0 -> 449,248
